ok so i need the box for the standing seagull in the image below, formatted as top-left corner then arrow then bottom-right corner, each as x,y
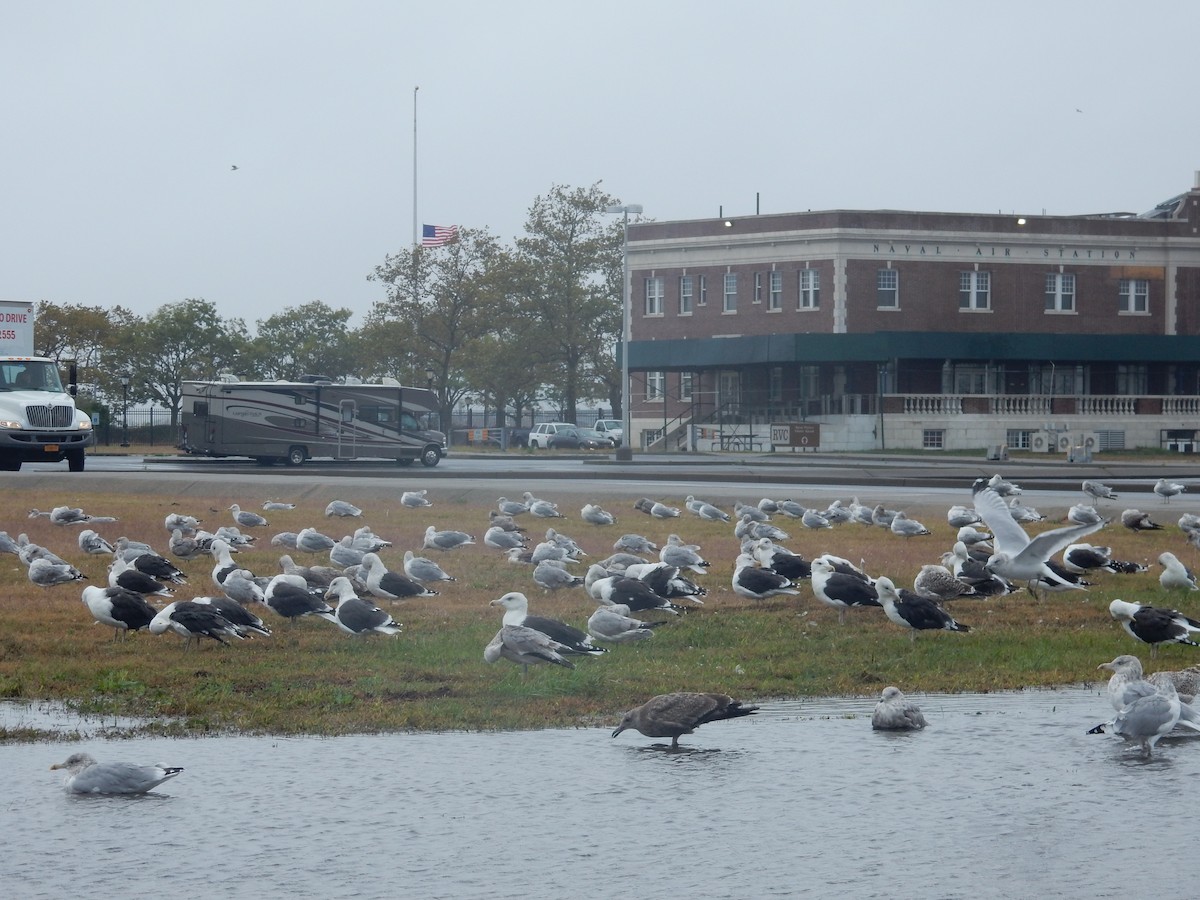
326,577 -> 403,636
1154,478 -> 1187,503
1159,552 -> 1199,593
809,557 -> 879,623
973,486 -> 1104,594
229,504 -> 269,528
872,686 -> 928,731
51,753 -> 183,795
490,591 -> 606,656
81,585 -> 158,641
1109,598 -> 1200,657
875,576 -> 971,643
1087,681 -> 1198,757
612,692 -> 759,749
1082,480 -> 1119,503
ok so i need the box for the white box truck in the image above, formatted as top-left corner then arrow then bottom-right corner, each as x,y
0,300 -> 94,471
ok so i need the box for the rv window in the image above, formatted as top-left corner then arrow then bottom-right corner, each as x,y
359,405 -> 395,425
400,413 -> 421,431
193,401 -> 209,416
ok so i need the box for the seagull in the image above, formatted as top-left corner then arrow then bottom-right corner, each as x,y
635,498 -> 681,519
613,534 -> 656,554
329,536 -> 365,568
324,500 -> 363,518
484,526 -> 527,550
423,525 -> 475,551
660,535 -> 709,574
263,574 -> 338,623
973,486 -> 1105,594
361,553 -> 438,601
1159,552 -> 1199,593
228,504 -> 268,528
686,496 -> 730,521
752,539 -> 811,581
1062,543 -> 1145,576
400,490 -> 433,508
634,563 -> 706,604
497,497 -> 529,516
612,692 -> 759,749
889,511 -> 931,538
875,576 -> 971,643
1083,480 -> 1119,503
1121,509 -> 1163,532
490,591 -> 606,656
150,601 -> 246,647
221,569 -> 267,606
1087,680 -> 1197,757
731,553 -> 800,601
403,550 -> 455,584
107,557 -> 170,597
130,552 -> 186,584
809,557 -> 879,624
488,510 -> 526,533
532,560 -> 585,592
1155,478 -> 1186,503
587,603 -> 661,643
956,525 -> 993,548
527,498 -> 566,519
581,503 -> 616,526
28,557 -> 87,588
483,624 -> 575,674
947,505 -> 982,528
325,577 -> 403,636
987,473 -> 1022,496
801,509 -> 832,531
913,564 -> 977,602
191,596 -> 271,637
1109,598 -> 1200,657
587,569 -> 687,615
871,686 -> 928,731
51,753 -> 183,794
1096,655 -> 1200,719
295,527 -> 337,553
80,585 -> 158,641
1067,504 -> 1103,526
164,513 -> 201,532
77,529 -> 114,555
349,526 -> 391,552
261,501 -> 295,510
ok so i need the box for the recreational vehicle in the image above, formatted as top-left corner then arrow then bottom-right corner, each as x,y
178,377 -> 446,467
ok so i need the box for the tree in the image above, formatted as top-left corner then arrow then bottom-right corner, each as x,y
510,182 -> 623,423
368,228 -> 509,426
249,302 -> 358,381
113,299 -> 249,426
34,301 -> 140,400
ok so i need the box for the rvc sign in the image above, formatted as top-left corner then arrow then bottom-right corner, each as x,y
771,422 -> 820,449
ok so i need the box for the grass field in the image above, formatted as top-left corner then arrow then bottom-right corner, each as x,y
2,479 -> 1197,741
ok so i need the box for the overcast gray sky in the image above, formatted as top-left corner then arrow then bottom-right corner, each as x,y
3,0 -> 1196,327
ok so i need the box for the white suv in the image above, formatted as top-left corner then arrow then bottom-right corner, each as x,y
528,422 -> 576,449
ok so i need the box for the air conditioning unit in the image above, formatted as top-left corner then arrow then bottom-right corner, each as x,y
1029,430 -> 1055,453
1077,431 -> 1101,453
1055,432 -> 1074,453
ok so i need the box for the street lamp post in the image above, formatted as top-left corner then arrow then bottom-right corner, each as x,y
119,373 -> 130,447
424,367 -> 435,392
605,202 -> 642,462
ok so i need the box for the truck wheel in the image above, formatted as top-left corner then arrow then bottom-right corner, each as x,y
286,446 -> 307,467
420,446 -> 441,467
67,450 -> 86,472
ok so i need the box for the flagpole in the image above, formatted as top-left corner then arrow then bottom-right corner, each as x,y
412,85 -> 419,250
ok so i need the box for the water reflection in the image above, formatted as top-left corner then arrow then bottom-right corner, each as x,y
8,687 -> 1200,899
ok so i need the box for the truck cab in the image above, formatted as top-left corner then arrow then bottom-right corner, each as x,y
0,357 -> 94,471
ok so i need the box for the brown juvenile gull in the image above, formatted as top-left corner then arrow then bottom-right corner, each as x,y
612,692 -> 759,749
51,752 -> 183,795
872,686 -> 928,731
913,564 -> 977,602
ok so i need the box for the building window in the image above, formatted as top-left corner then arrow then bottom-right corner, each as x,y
679,372 -> 693,401
753,272 -> 763,304
798,269 -> 820,309
698,274 -> 707,306
1119,278 -> 1148,313
877,269 -> 899,308
959,271 -> 990,310
922,429 -> 945,450
723,273 -> 738,312
1045,273 -> 1075,312
644,277 -> 664,316
768,271 -> 782,311
1006,429 -> 1032,451
1116,364 -> 1147,395
768,366 -> 783,402
954,365 -> 988,394
679,276 -> 693,315
645,371 -> 665,402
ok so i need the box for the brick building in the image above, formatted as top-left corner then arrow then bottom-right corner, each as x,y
622,174 -> 1200,454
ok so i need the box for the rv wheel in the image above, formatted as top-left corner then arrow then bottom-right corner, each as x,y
420,446 -> 441,468
286,446 -> 307,467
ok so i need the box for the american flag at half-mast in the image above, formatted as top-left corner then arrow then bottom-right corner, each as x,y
421,224 -> 459,247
